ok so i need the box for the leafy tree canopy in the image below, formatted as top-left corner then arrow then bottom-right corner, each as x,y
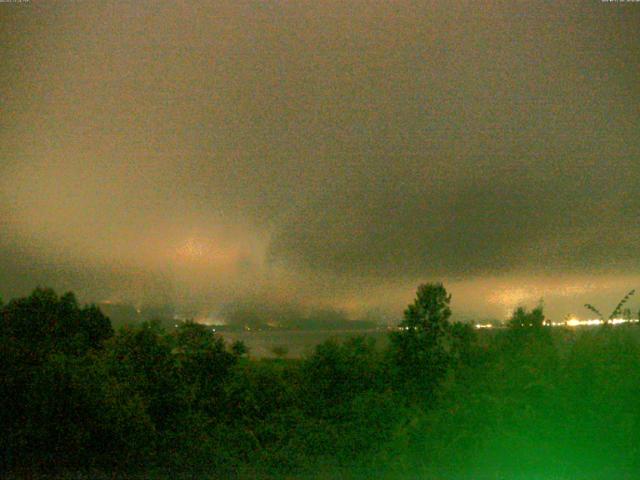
389,282 -> 453,396
0,287 -> 113,355
508,305 -> 545,329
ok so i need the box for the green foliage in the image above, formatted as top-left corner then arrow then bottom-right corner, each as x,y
449,321 -> 478,367
508,304 -> 545,329
4,284 -> 640,479
585,289 -> 636,324
389,282 -> 453,396
231,339 -> 249,357
270,344 -> 289,359
105,321 -> 181,430
302,336 -> 383,416
0,287 -> 113,356
171,321 -> 237,413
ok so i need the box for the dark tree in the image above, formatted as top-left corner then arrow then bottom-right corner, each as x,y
508,305 -> 545,330
172,321 -> 237,413
231,339 -> 248,357
106,321 -> 180,429
584,289 -> 635,325
271,345 -> 289,359
389,282 -> 453,396
303,336 -> 381,413
449,321 -> 478,367
0,287 -> 113,355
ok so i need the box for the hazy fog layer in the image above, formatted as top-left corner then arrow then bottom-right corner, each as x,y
1,1 -> 639,321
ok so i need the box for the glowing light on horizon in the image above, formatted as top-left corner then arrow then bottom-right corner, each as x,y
564,318 -> 639,327
473,318 -> 639,329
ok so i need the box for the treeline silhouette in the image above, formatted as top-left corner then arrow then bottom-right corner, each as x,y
2,284 -> 640,479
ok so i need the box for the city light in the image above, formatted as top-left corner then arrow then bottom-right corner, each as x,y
474,318 -> 640,329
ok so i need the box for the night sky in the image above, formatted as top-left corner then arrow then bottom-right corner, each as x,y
1,1 -> 639,322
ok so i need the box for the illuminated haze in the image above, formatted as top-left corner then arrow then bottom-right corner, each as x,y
1,2 -> 639,322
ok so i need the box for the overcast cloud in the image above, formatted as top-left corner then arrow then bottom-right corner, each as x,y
1,1 -> 639,321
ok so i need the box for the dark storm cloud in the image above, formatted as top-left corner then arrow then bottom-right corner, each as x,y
270,152 -> 640,278
1,1 -> 639,319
